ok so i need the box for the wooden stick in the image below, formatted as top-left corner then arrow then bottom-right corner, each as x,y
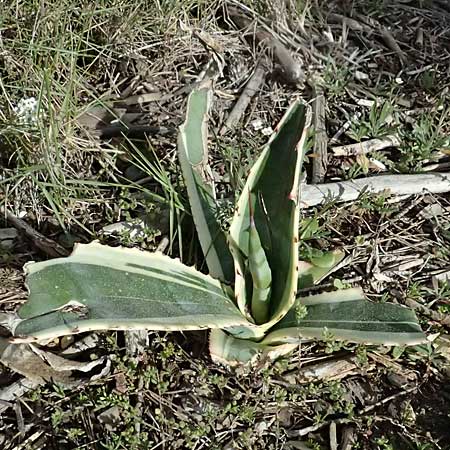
329,422 -> 338,450
380,27 -> 408,65
326,13 -> 373,33
3,210 -> 69,257
340,427 -> 356,450
329,111 -> 362,145
311,81 -> 328,183
404,298 -> 450,327
220,60 -> 267,135
327,12 -> 408,65
332,135 -> 400,156
300,173 -> 450,208
227,7 -> 304,85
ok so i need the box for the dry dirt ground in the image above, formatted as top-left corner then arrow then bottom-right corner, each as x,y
1,1 -> 450,449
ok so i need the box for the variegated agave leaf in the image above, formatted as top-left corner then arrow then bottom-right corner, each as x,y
263,288 -> 426,346
298,250 -> 345,289
208,286 -> 426,366
228,101 -> 309,328
247,192 -> 272,324
209,328 -> 297,367
14,243 -> 251,343
178,87 -> 234,283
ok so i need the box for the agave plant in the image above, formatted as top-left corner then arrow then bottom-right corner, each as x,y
12,87 -> 425,366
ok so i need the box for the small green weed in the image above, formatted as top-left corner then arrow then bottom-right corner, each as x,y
397,108 -> 450,173
349,191 -> 395,218
375,436 -> 396,450
322,61 -> 351,100
348,101 -> 396,141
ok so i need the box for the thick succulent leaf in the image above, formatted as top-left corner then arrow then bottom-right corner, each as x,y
14,243 -> 250,342
229,102 -> 309,326
178,87 -> 234,283
247,193 -> 272,324
263,288 -> 426,346
298,250 -> 345,289
209,328 -> 297,367
228,240 -> 251,320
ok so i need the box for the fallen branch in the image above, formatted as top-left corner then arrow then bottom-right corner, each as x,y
380,27 -> 408,65
300,173 -> 450,208
332,135 -> 400,156
327,13 -> 373,33
340,427 -> 356,450
404,298 -> 450,327
311,80 -> 328,183
220,60 -> 267,134
3,210 -> 69,257
227,7 -> 304,85
327,13 -> 408,65
329,422 -> 337,450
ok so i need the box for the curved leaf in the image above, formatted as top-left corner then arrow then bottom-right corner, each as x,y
14,243 -> 250,342
298,250 -> 345,290
209,328 -> 297,367
248,193 -> 272,324
229,102 -> 310,326
178,87 -> 234,282
264,288 -> 426,346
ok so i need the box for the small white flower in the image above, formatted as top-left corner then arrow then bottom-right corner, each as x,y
13,97 -> 39,126
251,118 -> 264,131
261,126 -> 273,136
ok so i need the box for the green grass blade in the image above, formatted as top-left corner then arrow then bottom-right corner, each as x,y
264,288 -> 426,346
177,87 -> 234,283
14,243 -> 250,342
229,102 -> 309,326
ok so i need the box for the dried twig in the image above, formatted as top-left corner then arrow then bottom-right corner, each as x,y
227,7 -> 304,85
156,236 -> 170,253
404,298 -> 450,327
379,27 -> 408,65
327,12 -> 408,65
3,210 -> 69,257
287,417 -> 352,438
329,111 -> 362,145
340,427 -> 356,450
220,60 -> 267,134
329,422 -> 337,450
327,13 -> 373,34
300,173 -> 450,208
332,135 -> 400,156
